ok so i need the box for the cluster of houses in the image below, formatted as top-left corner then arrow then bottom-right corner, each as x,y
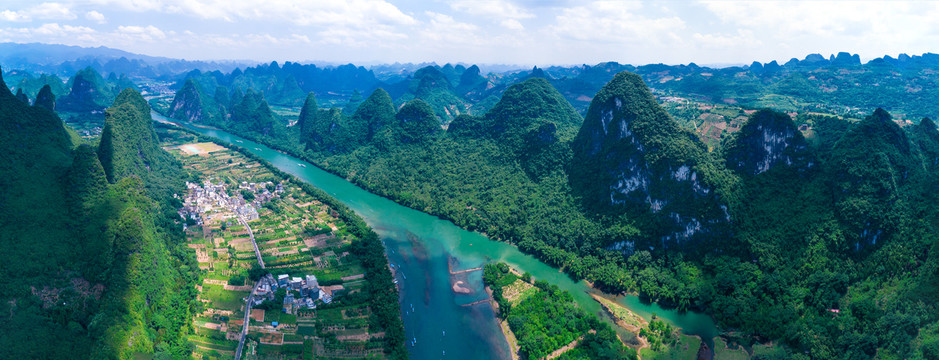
178,180 -> 286,228
251,273 -> 344,313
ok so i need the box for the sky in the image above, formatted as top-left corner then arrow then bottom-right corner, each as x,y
1,0 -> 938,67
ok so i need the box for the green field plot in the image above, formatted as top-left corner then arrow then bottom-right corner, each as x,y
202,284 -> 249,310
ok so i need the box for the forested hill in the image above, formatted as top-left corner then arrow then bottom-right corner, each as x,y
570,72 -> 735,250
161,51 -> 939,131
192,68 -> 939,358
98,88 -> 184,198
0,67 -> 197,358
7,44 -> 939,126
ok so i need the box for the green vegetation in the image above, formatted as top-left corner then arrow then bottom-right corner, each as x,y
642,52 -> 939,122
637,333 -> 700,360
160,127 -> 406,359
484,263 -> 635,360
0,68 -> 197,359
167,62 -> 939,359
570,71 -> 737,249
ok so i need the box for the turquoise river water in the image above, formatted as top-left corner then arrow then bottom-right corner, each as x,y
155,112 -> 719,359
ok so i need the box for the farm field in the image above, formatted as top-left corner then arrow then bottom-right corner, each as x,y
160,129 -> 390,359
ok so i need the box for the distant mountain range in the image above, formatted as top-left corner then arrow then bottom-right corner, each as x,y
0,42 -> 255,78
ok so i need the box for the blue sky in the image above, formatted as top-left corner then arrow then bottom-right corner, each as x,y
1,0 -> 938,66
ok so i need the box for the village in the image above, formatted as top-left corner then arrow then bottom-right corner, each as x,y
159,132 -> 388,360
178,178 -> 282,229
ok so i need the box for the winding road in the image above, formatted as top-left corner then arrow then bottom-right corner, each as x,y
233,215 -> 263,360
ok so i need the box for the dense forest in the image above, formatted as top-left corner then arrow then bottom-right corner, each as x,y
162,51 -> 939,127
6,44 -> 939,358
177,64 -> 939,359
0,68 -> 200,358
484,262 -> 634,360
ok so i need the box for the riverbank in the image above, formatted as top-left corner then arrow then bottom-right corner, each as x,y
157,121 -> 408,358
591,293 -> 649,351
485,285 -> 520,360
158,114 -> 710,360
589,293 -> 716,360
185,115 -> 725,329
483,263 -> 632,359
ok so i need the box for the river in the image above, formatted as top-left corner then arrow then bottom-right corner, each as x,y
154,112 -> 719,359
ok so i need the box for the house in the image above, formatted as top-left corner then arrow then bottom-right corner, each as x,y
255,283 -> 271,296
319,289 -> 332,304
277,274 -> 289,287
322,285 -> 345,298
290,277 -> 303,290
283,294 -> 295,314
305,275 -> 318,289
301,297 -> 316,309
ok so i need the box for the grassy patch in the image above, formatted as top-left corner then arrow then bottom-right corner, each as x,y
502,279 -> 538,306
752,342 -> 787,359
639,334 -> 701,360
202,284 -> 248,310
592,295 -> 645,329
713,337 -> 749,360
296,326 -> 316,336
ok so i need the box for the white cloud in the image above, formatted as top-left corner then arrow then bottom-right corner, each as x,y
30,3 -> 76,20
85,10 -> 106,24
0,23 -> 93,43
3,0 -> 939,65
93,0 -> 416,27
117,25 -> 166,41
501,19 -> 524,30
697,1 -> 939,61
451,0 -> 534,20
451,0 -> 532,32
551,1 -> 685,44
0,2 -> 76,22
420,11 -> 481,45
1,10 -> 29,22
20,22 -> 94,36
82,0 -> 417,47
692,30 -> 761,49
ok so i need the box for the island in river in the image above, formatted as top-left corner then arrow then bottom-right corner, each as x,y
154,111 -> 782,360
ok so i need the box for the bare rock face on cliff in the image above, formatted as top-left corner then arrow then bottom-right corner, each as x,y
169,78 -> 215,124
570,71 -> 735,250
723,109 -> 813,176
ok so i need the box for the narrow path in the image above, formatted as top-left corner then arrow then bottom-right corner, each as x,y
237,215 -> 265,269
450,267 -> 482,275
545,331 -> 593,360
233,214 -> 264,360
460,299 -> 492,307
233,280 -> 261,360
447,261 -> 481,275
545,337 -> 581,360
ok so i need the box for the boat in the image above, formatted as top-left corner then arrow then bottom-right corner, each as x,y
235,140 -> 243,143
254,147 -> 261,151
298,163 -> 306,168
